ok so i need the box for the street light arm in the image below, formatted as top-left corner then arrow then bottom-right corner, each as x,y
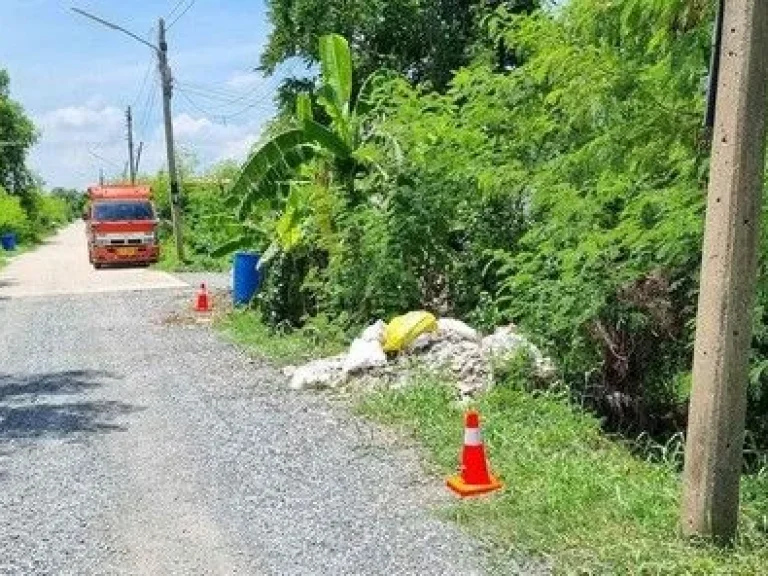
71,7 -> 159,54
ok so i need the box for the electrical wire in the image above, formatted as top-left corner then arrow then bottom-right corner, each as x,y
138,69 -> 160,141
130,26 -> 157,110
175,87 -> 275,121
176,80 -> 274,102
87,149 -> 123,170
166,0 -> 187,22
172,62 -> 298,118
131,57 -> 155,111
175,83 -> 276,111
176,60 -> 302,103
168,0 -> 197,29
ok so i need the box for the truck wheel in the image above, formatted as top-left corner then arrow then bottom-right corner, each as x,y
93,263 -> 103,270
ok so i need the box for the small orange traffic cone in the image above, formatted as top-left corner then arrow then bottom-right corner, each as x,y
194,283 -> 211,312
447,409 -> 502,497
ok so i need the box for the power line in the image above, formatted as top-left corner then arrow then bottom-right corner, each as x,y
175,87 -> 275,121
172,66 -> 294,118
168,0 -> 196,29
176,88 -> 219,118
131,58 -> 154,110
176,83 -> 275,111
138,68 -> 160,141
176,82 -> 263,104
87,149 -> 122,170
130,27 -> 157,110
175,59 -> 302,103
166,0 -> 187,21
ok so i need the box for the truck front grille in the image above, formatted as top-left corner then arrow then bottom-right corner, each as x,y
104,238 -> 147,245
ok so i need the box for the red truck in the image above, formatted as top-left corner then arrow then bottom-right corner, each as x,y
84,185 -> 160,269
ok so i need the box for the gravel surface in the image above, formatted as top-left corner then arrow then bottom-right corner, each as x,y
174,272 -> 231,292
0,290 -> 540,575
0,223 -> 542,574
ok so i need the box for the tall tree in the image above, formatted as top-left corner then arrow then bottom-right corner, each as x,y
0,69 -> 37,194
260,0 -> 541,92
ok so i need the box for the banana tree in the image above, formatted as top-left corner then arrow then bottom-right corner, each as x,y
220,33 -> 392,266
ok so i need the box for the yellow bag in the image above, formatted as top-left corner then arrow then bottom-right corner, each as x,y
382,311 -> 438,353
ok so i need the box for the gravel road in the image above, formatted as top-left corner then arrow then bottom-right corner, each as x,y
0,225 -> 534,575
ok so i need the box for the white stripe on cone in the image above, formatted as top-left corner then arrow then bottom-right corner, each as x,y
464,427 -> 482,446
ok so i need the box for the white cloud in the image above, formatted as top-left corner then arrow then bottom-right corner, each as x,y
226,72 -> 265,90
173,113 -> 214,137
216,133 -> 259,162
28,102 -> 268,189
37,105 -> 124,142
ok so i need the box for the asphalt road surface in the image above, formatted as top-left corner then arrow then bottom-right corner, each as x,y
0,223 -> 528,575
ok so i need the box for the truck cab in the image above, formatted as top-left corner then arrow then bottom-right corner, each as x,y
84,185 -> 160,269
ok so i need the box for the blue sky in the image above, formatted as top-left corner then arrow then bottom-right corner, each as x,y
0,0 -> 300,189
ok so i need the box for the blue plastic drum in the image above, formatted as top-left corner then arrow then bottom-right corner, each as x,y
1,233 -> 17,251
232,251 -> 261,306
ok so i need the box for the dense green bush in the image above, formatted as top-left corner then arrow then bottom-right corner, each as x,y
32,193 -> 70,231
50,188 -> 86,221
0,187 -> 30,239
0,187 -> 75,243
148,160 -> 241,271
203,1 -> 768,447
311,0 -> 715,441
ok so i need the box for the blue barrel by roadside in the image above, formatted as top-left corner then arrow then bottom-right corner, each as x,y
232,251 -> 261,306
1,233 -> 17,252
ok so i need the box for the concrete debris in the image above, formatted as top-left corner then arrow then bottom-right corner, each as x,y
481,325 -> 530,356
437,318 -> 480,342
287,319 -> 556,396
407,333 -> 435,351
360,320 -> 386,343
343,338 -> 387,374
288,355 -> 346,390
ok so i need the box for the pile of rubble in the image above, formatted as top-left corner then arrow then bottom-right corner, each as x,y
283,317 -> 556,398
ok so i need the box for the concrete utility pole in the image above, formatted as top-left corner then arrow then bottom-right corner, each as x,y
126,106 -> 136,184
681,0 -> 768,543
71,7 -> 185,261
158,18 -> 184,261
136,141 -> 144,176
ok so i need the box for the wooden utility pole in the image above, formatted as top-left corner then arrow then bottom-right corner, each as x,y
126,106 -> 136,184
158,18 -> 184,262
681,0 -> 768,543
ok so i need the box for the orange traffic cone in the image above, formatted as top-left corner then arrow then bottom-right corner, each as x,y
447,409 -> 502,497
194,283 -> 211,312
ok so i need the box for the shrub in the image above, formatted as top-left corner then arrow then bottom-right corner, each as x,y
0,188 -> 30,239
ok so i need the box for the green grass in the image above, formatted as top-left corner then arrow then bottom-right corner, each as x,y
358,376 -> 768,575
215,316 -> 768,573
218,309 -> 349,366
153,238 -> 230,273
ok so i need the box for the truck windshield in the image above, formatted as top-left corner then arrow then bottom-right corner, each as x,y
93,201 -> 154,221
